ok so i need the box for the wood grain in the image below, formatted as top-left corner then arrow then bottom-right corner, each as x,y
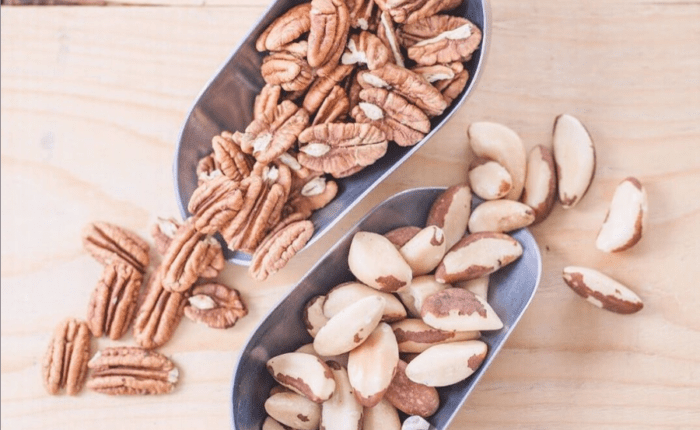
2,1 -> 700,429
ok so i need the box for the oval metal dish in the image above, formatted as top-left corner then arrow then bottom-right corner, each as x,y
174,0 -> 490,265
230,187 -> 541,430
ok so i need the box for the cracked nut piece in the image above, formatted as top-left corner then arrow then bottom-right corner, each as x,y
468,200 -> 536,233
87,262 -> 143,340
596,177 -> 648,252
384,225 -> 421,247
347,322 -> 399,407
262,51 -> 314,92
304,295 -> 329,337
468,159 -> 513,201
267,352 -> 336,403
321,361 -> 364,430
384,359 -> 439,417
435,232 -> 523,283
521,145 -> 557,223
240,100 -> 310,164
391,318 -> 480,353
348,231 -> 413,292
184,283 -> 248,329
421,287 -> 503,331
151,217 -> 181,255
265,392 -> 322,430
314,295 -> 386,356
377,10 -> 405,67
405,340 -> 487,387
342,31 -> 391,70
396,275 -> 446,318
288,176 -> 338,218
358,63 -> 447,117
249,219 -> 314,281
552,114 -> 596,208
82,222 -> 150,273
352,88 -> 430,147
434,69 -> 469,105
196,153 -> 220,185
86,347 -> 179,395
312,85 -> 349,125
256,3 -> 312,52
375,0 -> 461,24
298,123 -> 388,175
399,15 -> 482,66
133,269 -> 188,349
42,318 -> 91,395
188,175 -> 245,236
308,0 -> 350,74
563,266 -> 643,314
212,134 -> 254,181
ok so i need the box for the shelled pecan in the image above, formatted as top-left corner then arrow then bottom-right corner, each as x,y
132,269 -> 188,349
42,318 -> 91,395
184,283 -> 248,329
86,347 -> 179,395
398,14 -> 482,66
82,222 -> 150,273
256,3 -> 313,52
249,220 -> 315,281
87,262 -> 143,340
151,217 -> 181,255
212,133 -> 254,181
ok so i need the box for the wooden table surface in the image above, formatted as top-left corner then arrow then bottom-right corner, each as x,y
2,0 -> 700,428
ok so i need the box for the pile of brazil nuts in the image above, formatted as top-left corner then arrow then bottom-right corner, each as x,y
262,183 -> 522,429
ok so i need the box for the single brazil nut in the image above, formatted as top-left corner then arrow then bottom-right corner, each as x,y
595,177 -> 648,253
396,275 -> 447,318
552,114 -> 596,208
348,231 -> 413,292
261,417 -> 290,430
420,287 -> 503,331
323,281 -> 407,322
399,225 -> 446,276
384,225 -> 421,247
454,275 -> 489,299
313,295 -> 386,356
384,359 -> 439,417
320,361 -> 363,430
467,200 -> 536,233
562,266 -> 643,314
521,145 -> 557,223
391,318 -> 480,353
426,183 -> 472,250
347,322 -> 399,407
264,391 -> 322,430
405,340 -> 488,387
467,122 -> 527,201
303,295 -> 329,338
468,159 -> 513,200
266,352 -> 336,403
435,232 -> 523,284
363,398 -> 402,430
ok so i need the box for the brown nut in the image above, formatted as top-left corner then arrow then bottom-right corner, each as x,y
267,352 -> 336,403
323,281 -> 407,322
399,225 -> 446,276
384,359 -> 439,417
521,145 -> 557,223
377,10 -> 405,67
375,0 -> 460,24
347,322 -> 399,407
87,262 -> 143,340
262,51 -> 314,92
150,217 -> 181,255
212,133 -> 254,181
288,176 -> 339,218
312,85 -> 350,125
384,225 -> 421,247
405,340 -> 487,387
320,361 -> 364,430
552,114 -> 596,208
435,232 -> 523,284
42,318 -> 91,395
434,69 -> 469,105
196,153 -> 220,186
399,15 -> 482,66
295,343 -> 349,368
396,275 -> 447,318
82,221 -> 150,273
256,3 -> 313,52
341,30 -> 391,70
348,231 -> 413,292
86,346 -> 179,395
426,183 -> 472,250
303,295 -> 329,337
420,287 -> 503,331
184,283 -> 248,329
249,219 -> 314,281
264,392 -> 322,430
308,0 -> 350,74
596,177 -> 647,252
363,398 -> 402,430
303,64 -> 354,115
562,266 -> 643,314
188,175 -> 245,235
467,200 -> 536,233
240,100 -> 310,164
468,159 -> 513,201
314,295 -> 386,356
255,84 -> 283,122
391,318 -> 479,353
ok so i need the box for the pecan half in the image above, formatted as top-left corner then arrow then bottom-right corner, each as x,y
188,175 -> 245,235
399,15 -> 482,66
312,85 -> 349,125
341,31 -> 390,70
212,133 -> 254,181
352,88 -> 430,147
255,84 -> 283,122
358,63 -> 447,117
297,123 -> 388,175
86,347 -> 179,395
288,176 -> 339,218
196,153 -> 220,186
435,69 -> 469,105
184,283 -> 248,329
308,0 -> 350,75
42,318 -> 91,395
302,64 -> 354,115
151,217 -> 180,256
261,51 -> 314,92
256,3 -> 312,52
132,269 -> 188,349
412,63 -> 459,83
87,262 -> 143,340
375,0 -> 460,24
348,0 -> 375,30
82,222 -> 150,273
240,100 -> 310,164
377,10 -> 404,67
249,220 -> 314,281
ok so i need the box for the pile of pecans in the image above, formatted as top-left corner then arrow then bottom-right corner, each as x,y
190,0 -> 483,281
41,219 -> 248,396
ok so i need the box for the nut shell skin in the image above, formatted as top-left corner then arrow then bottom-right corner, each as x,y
266,352 -> 336,403
595,177 -> 648,253
562,266 -> 643,314
348,231 -> 413,292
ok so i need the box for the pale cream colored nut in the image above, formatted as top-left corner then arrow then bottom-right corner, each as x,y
374,0 -> 460,24
295,343 -> 349,368
562,266 -> 643,314
262,417 -> 289,430
400,15 -> 482,66
596,177 -> 647,252
391,318 -> 480,353
314,295 -> 386,356
320,361 -> 363,430
426,183 -> 472,250
255,3 -> 312,52
42,318 -> 91,395
323,281 -> 407,322
468,122 -> 527,201
468,159 -> 513,200
249,220 -> 314,282
454,275 -> 489,300
377,10 -> 405,67
435,232 -> 523,283
342,31 -> 391,70
396,275 -> 447,318
303,295 -> 329,337
363,398 -> 402,430
384,359 -> 439,417
264,392 -> 322,430
521,145 -> 557,223
552,114 -> 596,208
308,0 -> 350,75
347,322 -> 399,407
405,340 -> 487,387
348,231 -> 413,292
468,200 -> 536,233
267,352 -> 336,403
399,225 -> 446,276
384,225 -> 421,247
402,415 -> 431,430
421,287 -> 503,331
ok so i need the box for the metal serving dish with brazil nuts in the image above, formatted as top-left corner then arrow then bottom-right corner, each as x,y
230,187 -> 541,430
174,0 -> 490,265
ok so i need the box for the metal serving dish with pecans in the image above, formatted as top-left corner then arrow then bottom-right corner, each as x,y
230,187 -> 541,429
174,0 -> 490,265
